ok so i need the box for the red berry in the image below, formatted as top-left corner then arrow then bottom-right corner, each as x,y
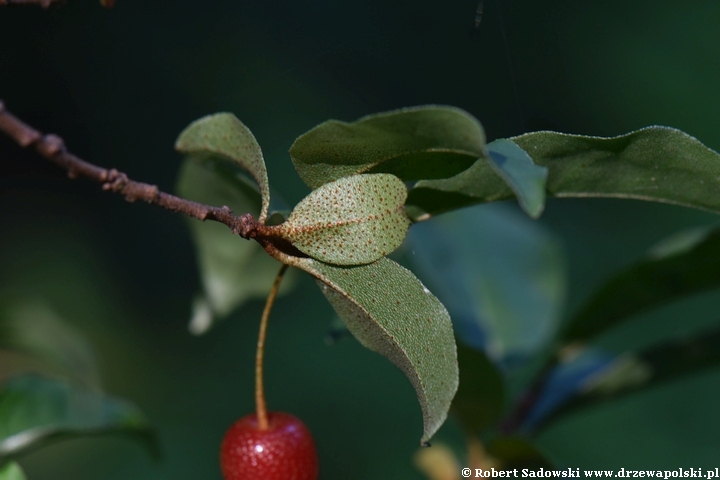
220,411 -> 319,480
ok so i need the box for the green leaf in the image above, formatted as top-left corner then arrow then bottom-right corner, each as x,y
176,159 -> 294,334
407,126 -> 720,220
406,204 -> 566,359
175,113 -> 271,223
513,127 -> 720,212
406,159 -> 508,221
0,300 -> 98,388
289,106 -> 487,189
274,174 -> 410,265
0,375 -> 158,465
486,139 -> 548,218
451,343 -> 505,434
537,327 -> 720,431
0,462 -> 25,480
275,255 -> 457,444
563,224 -> 720,342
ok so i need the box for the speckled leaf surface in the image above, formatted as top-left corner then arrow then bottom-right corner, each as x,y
175,113 -> 271,223
276,174 -> 411,265
0,376 -> 157,465
407,127 -> 720,220
176,159 -> 294,334
277,256 -> 457,444
289,106 -> 487,189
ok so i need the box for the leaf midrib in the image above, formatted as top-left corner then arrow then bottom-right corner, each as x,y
281,205 -> 406,235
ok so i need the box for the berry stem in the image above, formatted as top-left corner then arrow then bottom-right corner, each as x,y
255,263 -> 289,430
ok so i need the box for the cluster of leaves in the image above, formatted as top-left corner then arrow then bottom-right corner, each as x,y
4,104 -> 720,478
172,105 -> 720,457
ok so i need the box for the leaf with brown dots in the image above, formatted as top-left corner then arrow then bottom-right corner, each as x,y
274,174 -> 411,265
175,113 -> 271,223
289,106 -> 488,189
274,255 -> 458,444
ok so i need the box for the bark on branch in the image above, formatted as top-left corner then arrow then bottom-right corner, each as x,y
0,100 -> 259,239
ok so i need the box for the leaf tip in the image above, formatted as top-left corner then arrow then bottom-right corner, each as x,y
524,200 -> 546,219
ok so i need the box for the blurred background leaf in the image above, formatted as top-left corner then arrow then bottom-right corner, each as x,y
563,224 -> 720,342
519,223 -> 720,436
528,324 -> 720,434
450,342 -> 505,435
405,203 -> 566,362
0,375 -> 157,465
413,441 -> 461,480
519,347 -> 619,432
0,299 -> 99,389
486,437 -> 554,470
176,159 -> 296,334
0,462 -> 26,480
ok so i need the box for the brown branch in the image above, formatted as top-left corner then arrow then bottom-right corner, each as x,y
0,99 -> 261,239
0,0 -> 63,7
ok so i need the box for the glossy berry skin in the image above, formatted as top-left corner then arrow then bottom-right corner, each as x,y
220,412 -> 318,480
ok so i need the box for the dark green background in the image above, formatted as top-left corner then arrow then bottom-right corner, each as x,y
1,1 -> 720,478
